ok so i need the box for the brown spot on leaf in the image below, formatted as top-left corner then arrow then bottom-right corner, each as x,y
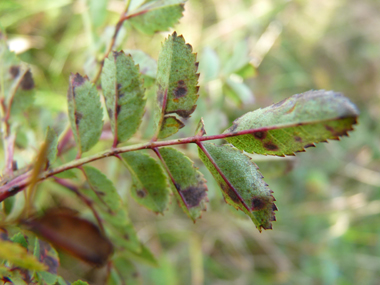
181,184 -> 207,208
21,70 -> 34,90
123,234 -> 129,240
272,204 -> 278,211
273,98 -> 287,108
295,136 -> 302,142
175,105 -> 197,118
75,112 -> 83,125
116,105 -> 121,115
107,108 -> 113,119
157,85 -> 165,107
221,184 -> 240,204
186,43 -> 193,51
264,142 -> 279,151
226,123 -> 238,133
136,189 -> 147,198
195,62 -> 199,68
251,197 -> 267,211
253,131 -> 267,140
9,66 -> 20,78
173,80 -> 188,98
71,73 -> 86,87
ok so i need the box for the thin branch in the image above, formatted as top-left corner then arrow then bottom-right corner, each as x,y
152,147 -> 189,208
196,142 -> 251,212
54,177 -> 105,233
0,119 -> 338,202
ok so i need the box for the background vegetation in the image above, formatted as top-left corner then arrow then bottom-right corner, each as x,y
1,0 -> 379,284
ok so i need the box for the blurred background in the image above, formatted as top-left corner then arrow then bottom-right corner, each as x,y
1,0 -> 380,284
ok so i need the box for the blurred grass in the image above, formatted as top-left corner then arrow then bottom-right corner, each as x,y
1,0 -> 380,284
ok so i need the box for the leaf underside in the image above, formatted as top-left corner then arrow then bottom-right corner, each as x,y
224,90 -> 359,156
101,51 -> 146,144
120,151 -> 170,214
154,31 -> 199,139
159,147 -> 208,222
129,0 -> 186,35
198,143 -> 276,231
67,73 -> 103,154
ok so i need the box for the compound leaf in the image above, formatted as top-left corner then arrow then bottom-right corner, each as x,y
154,32 -> 199,139
67,73 -> 103,155
129,0 -> 185,35
101,51 -> 146,145
120,151 -> 170,214
198,143 -> 276,231
224,90 -> 359,156
159,147 -> 208,222
0,240 -> 47,271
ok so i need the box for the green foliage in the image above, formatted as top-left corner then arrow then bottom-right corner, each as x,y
101,51 -> 146,145
67,73 -> 103,155
0,0 -> 365,284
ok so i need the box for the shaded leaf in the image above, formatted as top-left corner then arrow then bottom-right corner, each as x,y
107,257 -> 141,285
120,151 -> 170,214
194,117 -> 206,137
159,147 -> 208,221
36,271 -> 57,285
125,49 -> 157,79
33,238 -> 59,275
199,47 -> 220,82
81,166 -> 141,253
0,240 -> 47,271
154,32 -> 199,139
121,244 -> 158,267
45,126 -> 58,164
10,232 -> 28,249
67,73 -> 103,154
224,90 -> 359,156
129,0 -> 185,35
247,154 -> 295,179
101,51 -> 146,145
224,77 -> 254,106
25,208 -> 113,267
89,0 -> 108,28
198,143 -> 276,231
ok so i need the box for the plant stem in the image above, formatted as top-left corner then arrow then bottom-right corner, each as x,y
0,120 -> 322,202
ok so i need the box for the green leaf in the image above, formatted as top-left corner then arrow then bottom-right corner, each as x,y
10,232 -> 28,249
36,271 -> 58,285
224,77 -> 254,106
67,73 -> 103,155
45,126 -> 58,164
81,166 -> 141,253
159,147 -> 208,222
198,143 -> 276,231
199,47 -> 220,82
124,49 -> 157,79
0,240 -> 47,271
101,51 -> 146,145
224,90 -> 359,156
0,38 -> 34,114
129,0 -> 185,35
121,244 -> 158,267
107,257 -> 141,285
154,32 -> 199,139
72,280 -> 90,285
120,151 -> 170,214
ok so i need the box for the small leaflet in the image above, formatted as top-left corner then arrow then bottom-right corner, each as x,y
198,143 -> 276,231
101,51 -> 146,145
25,208 -> 113,267
154,31 -> 199,139
224,90 -> 359,156
81,166 -> 141,253
45,126 -> 58,165
129,0 -> 186,35
67,73 -> 103,155
120,151 -> 170,214
159,147 -> 208,222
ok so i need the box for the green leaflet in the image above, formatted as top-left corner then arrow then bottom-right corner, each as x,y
159,147 -> 208,222
33,238 -> 59,275
107,257 -> 141,285
154,32 -> 199,139
72,281 -> 90,285
224,90 -> 359,156
120,151 -> 170,214
101,51 -> 146,144
89,0 -> 108,28
81,166 -> 141,253
129,0 -> 185,35
198,143 -> 276,231
0,38 -> 34,115
10,232 -> 28,249
67,73 -> 103,154
0,240 -> 47,271
45,126 -> 58,164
